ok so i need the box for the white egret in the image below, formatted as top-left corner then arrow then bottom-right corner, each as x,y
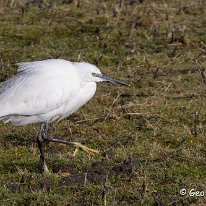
0,59 -> 129,173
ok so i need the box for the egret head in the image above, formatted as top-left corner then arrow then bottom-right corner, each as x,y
78,62 -> 130,86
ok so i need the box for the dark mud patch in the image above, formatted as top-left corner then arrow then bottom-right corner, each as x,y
85,161 -> 110,184
54,163 -> 85,186
112,158 -> 137,179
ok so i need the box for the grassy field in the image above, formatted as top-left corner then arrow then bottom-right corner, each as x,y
0,0 -> 206,205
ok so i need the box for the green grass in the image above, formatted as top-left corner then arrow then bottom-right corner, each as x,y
0,0 -> 206,205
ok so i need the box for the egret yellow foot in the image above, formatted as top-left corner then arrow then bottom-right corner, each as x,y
72,142 -> 99,156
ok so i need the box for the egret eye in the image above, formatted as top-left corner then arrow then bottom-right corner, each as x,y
92,72 -> 97,77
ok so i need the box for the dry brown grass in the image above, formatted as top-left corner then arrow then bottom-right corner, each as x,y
0,0 -> 206,205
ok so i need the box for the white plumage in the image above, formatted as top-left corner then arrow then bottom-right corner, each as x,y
0,59 -> 128,173
0,59 -> 101,125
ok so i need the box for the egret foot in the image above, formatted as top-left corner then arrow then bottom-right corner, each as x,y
72,142 -> 99,156
43,136 -> 99,156
42,163 -> 50,174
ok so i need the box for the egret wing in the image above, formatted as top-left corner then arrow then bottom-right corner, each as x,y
0,60 -> 80,117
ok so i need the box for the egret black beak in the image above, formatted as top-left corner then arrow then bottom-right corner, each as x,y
101,74 -> 130,86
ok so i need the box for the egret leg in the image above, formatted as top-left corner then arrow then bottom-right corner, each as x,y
37,122 -> 99,173
37,123 -> 49,174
